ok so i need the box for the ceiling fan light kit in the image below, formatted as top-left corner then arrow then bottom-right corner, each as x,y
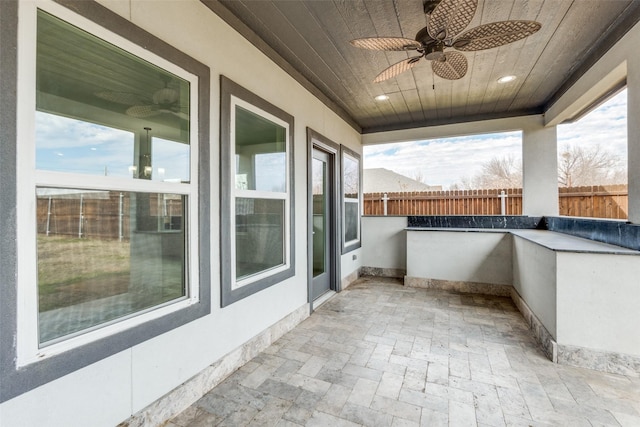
350,0 -> 541,82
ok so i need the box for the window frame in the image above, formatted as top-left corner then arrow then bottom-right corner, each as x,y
0,0 -> 210,403
220,76 -> 295,307
340,146 -> 362,253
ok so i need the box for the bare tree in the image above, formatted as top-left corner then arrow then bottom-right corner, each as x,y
451,145 -> 626,190
451,155 -> 521,190
449,176 -> 475,190
558,144 -> 625,187
475,156 -> 522,189
343,156 -> 359,196
411,169 -> 427,184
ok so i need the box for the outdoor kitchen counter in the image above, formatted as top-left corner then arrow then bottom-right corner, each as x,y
406,227 -> 640,255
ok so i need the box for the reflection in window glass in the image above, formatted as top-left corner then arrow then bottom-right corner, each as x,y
34,9 -> 194,345
221,77 -> 294,306
36,10 -> 190,179
312,158 -> 326,277
235,106 -> 286,192
343,152 -> 360,247
255,153 -> 286,192
233,103 -> 289,287
36,112 -> 135,177
36,188 -> 186,344
343,154 -> 359,197
344,200 -> 359,242
152,137 -> 190,183
235,198 -> 284,281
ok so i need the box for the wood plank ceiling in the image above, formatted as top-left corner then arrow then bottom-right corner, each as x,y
204,0 -> 640,134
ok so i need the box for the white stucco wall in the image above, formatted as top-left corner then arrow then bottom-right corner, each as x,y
511,236 -> 558,338
628,53 -> 640,223
556,252 -> 640,356
341,247 -> 362,284
0,0 -> 362,425
361,216 -> 407,271
522,121 -> 559,216
406,230 -> 513,286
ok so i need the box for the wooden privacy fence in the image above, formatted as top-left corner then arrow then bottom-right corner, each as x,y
364,185 -> 628,219
558,184 -> 627,219
37,191 -> 131,240
36,192 -> 184,240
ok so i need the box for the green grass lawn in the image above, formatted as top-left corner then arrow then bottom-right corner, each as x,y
37,235 -> 131,312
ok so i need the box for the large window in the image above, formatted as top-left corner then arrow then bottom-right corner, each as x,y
221,77 -> 295,306
341,147 -> 361,253
29,8 -> 198,349
557,88 -> 628,219
2,0 -> 210,400
362,131 -> 523,215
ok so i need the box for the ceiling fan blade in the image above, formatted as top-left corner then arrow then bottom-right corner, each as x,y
427,0 -> 478,41
373,56 -> 423,83
95,91 -> 147,106
167,110 -> 190,121
451,20 -> 542,51
351,37 -> 422,51
431,52 -> 467,80
126,105 -> 160,118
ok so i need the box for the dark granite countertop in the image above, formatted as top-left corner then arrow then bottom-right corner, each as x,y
405,215 -> 640,251
408,215 -> 543,229
405,227 -> 640,255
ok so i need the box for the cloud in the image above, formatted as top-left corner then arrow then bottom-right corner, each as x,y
35,112 -> 191,181
253,152 -> 286,192
365,132 -> 522,188
364,89 -> 628,189
558,89 -> 627,161
36,112 -> 133,150
152,138 -> 190,182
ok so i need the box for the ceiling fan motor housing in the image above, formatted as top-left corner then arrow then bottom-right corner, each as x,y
415,27 -> 444,60
423,0 -> 441,15
415,27 -> 434,46
152,87 -> 179,105
424,42 -> 445,60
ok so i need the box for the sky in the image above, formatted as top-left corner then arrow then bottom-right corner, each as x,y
364,89 -> 628,189
36,111 -> 190,182
35,88 -> 627,191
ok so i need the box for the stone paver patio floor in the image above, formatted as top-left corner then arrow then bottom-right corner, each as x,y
168,277 -> 640,426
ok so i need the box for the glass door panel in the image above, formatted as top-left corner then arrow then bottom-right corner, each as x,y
311,149 -> 331,299
312,157 -> 326,277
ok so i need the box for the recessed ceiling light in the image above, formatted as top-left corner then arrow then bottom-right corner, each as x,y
497,75 -> 516,84
375,94 -> 389,101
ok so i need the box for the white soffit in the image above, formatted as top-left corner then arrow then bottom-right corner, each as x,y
361,115 -> 543,146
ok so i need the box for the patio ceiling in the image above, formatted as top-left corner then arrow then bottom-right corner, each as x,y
203,0 -> 640,134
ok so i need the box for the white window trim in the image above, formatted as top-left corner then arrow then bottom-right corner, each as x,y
229,96 -> 291,290
16,0 -> 200,366
342,151 -> 361,248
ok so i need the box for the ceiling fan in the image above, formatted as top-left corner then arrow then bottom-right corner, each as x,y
95,74 -> 188,120
350,0 -> 541,82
